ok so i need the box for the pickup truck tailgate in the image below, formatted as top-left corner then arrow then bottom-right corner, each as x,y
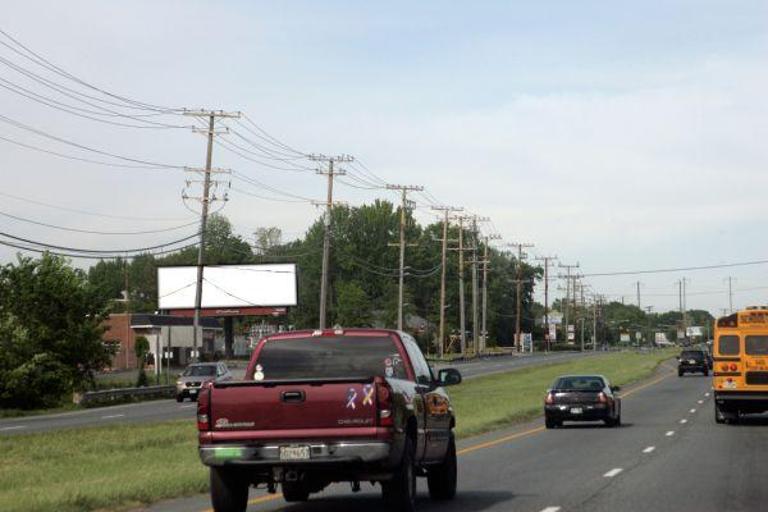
209,378 -> 378,431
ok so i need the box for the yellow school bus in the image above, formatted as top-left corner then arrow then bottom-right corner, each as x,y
713,306 -> 768,423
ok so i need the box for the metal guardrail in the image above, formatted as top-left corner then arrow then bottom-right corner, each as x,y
76,385 -> 175,406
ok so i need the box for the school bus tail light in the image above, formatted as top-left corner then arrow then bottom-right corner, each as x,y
730,363 -> 738,372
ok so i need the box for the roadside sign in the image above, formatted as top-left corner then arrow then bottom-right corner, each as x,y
620,333 -> 630,343
548,324 -> 557,342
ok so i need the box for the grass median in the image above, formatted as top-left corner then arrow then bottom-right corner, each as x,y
0,349 -> 674,512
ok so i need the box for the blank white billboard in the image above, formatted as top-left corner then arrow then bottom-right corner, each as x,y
157,264 -> 297,309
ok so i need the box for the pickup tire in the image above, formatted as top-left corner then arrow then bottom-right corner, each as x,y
427,434 -> 457,500
282,482 -> 309,502
210,467 -> 248,512
382,436 -> 416,512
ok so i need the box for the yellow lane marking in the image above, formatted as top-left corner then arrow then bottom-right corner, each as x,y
457,426 -> 546,456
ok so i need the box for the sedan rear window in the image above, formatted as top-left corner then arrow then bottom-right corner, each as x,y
745,336 -> 768,356
553,376 -> 605,391
254,336 -> 408,380
718,335 -> 739,355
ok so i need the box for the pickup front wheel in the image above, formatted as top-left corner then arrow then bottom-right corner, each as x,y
382,436 -> 416,512
427,434 -> 457,500
210,467 -> 248,512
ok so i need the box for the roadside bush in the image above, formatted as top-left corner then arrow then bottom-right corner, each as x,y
0,353 -> 71,409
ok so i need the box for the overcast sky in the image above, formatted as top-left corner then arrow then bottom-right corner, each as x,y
2,1 -> 768,317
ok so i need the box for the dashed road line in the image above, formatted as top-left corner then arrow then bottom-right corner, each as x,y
705,392 -> 710,397
603,468 -> 623,478
689,408 -> 696,413
540,507 -> 562,512
101,414 -> 126,420
680,419 -> 688,424
180,404 -> 197,409
0,426 -> 26,431
642,446 -> 656,454
666,430 -> 675,436
698,400 -> 704,404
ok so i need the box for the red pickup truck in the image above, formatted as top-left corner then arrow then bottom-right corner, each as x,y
196,328 -> 462,512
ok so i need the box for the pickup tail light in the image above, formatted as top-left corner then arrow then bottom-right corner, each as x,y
197,382 -> 212,431
375,378 -> 394,427
545,392 -> 554,405
598,392 -> 608,403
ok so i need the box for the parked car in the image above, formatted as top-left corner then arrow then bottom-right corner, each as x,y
176,362 -> 233,402
544,374 -> 622,428
196,328 -> 462,512
677,350 -> 710,376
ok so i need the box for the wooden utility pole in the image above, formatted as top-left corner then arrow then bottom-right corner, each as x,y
509,242 -> 534,351
558,262 -> 580,346
725,276 -> 735,313
480,234 -> 501,353
386,184 -> 423,331
431,206 -> 463,357
309,154 -> 354,329
456,217 -> 467,355
636,281 -> 642,308
535,255 -> 557,351
465,216 -> 489,354
183,109 -> 240,362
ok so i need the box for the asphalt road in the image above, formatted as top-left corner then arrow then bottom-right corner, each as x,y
0,351 -> 595,435
140,363 -> 768,512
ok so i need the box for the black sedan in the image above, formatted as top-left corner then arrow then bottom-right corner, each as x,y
544,374 -> 622,428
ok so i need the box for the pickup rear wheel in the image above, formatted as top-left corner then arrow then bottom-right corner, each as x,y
427,433 -> 457,500
282,482 -> 309,502
210,467 -> 248,512
382,436 -> 416,512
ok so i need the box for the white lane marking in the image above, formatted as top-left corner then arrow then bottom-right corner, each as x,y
540,507 -> 562,512
0,426 -> 26,431
101,414 -> 126,420
666,430 -> 675,436
698,400 -> 704,404
690,408 -> 696,413
705,392 -> 710,397
603,468 -> 623,478
680,419 -> 688,424
180,404 -> 197,409
642,446 -> 656,454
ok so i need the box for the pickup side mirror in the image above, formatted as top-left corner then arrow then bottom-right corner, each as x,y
610,385 -> 621,393
437,368 -> 462,386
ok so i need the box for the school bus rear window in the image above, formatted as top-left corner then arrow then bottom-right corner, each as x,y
745,335 -> 768,356
718,335 -> 739,355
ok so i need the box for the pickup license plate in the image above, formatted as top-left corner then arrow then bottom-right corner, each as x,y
280,445 -> 310,461
570,407 -> 583,415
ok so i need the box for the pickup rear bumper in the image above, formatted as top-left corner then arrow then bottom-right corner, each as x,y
200,441 -> 391,467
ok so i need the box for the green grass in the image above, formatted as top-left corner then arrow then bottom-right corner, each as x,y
0,421 -> 206,512
0,349 -> 674,512
451,348 -> 676,437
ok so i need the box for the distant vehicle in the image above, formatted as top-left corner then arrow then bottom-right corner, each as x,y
677,350 -> 709,377
544,374 -> 621,428
197,328 -> 462,512
714,308 -> 768,424
176,362 -> 232,402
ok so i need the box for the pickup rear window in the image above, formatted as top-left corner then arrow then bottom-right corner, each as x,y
253,336 -> 408,380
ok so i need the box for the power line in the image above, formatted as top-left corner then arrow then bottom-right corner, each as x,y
0,230 -> 199,255
0,112 -> 184,169
0,238 -> 197,260
0,209 -> 199,235
0,190 -> 192,221
583,258 -> 768,277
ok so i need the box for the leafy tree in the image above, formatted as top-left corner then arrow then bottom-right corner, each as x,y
334,281 -> 373,327
0,254 -> 109,408
134,335 -> 150,387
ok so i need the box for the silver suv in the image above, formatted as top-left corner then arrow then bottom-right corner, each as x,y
176,362 -> 233,402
